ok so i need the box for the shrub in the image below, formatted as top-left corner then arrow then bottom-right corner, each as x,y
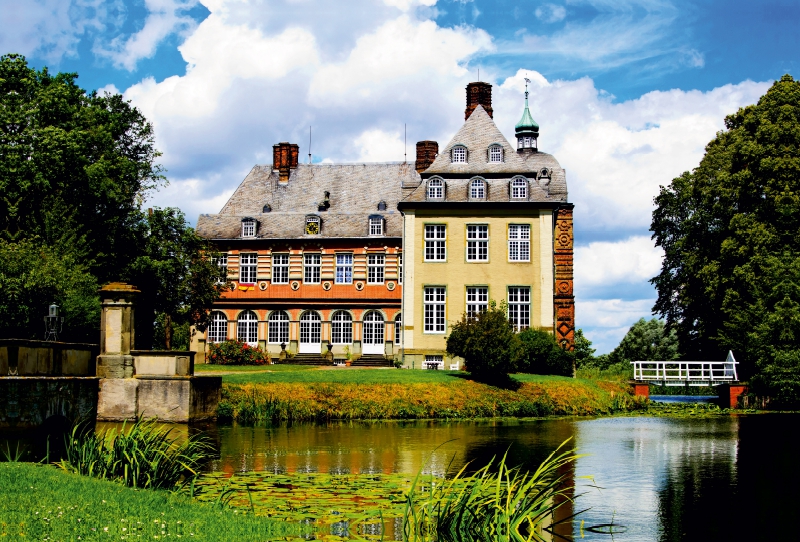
208,340 -> 270,365
516,328 -> 574,376
446,301 -> 517,382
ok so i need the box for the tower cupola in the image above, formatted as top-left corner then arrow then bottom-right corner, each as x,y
515,78 -> 539,153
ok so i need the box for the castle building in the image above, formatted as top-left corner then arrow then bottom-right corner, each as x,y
194,82 -> 574,367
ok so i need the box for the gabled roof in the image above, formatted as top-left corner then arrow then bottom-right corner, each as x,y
197,163 -> 418,240
423,105 -> 529,176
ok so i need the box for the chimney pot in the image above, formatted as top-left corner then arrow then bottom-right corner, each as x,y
465,82 -> 493,120
415,141 -> 438,173
273,142 -> 300,182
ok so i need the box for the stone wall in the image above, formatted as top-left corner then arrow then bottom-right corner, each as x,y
0,339 -> 97,376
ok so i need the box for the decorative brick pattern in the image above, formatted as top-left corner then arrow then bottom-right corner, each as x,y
554,206 -> 575,351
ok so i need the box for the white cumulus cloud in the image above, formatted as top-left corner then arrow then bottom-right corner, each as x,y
535,4 -> 567,24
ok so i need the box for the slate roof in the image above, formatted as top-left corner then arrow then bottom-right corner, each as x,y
197,163 -> 416,240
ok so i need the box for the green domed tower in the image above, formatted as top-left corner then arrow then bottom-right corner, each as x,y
515,79 -> 539,152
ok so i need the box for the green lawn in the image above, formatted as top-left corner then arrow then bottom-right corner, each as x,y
0,462 -> 306,540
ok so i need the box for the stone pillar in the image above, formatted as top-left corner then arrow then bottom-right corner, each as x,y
96,283 -> 139,379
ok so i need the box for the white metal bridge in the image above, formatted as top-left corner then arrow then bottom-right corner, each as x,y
631,351 -> 739,386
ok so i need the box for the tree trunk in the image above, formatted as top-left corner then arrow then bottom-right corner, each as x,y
164,313 -> 173,350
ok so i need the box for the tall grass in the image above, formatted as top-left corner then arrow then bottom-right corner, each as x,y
404,440 -> 582,542
58,418 -> 214,490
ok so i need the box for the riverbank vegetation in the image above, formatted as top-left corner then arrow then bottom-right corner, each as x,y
215,371 -> 645,423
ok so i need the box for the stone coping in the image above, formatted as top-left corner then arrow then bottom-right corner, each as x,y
133,375 -> 219,381
130,350 -> 195,356
0,376 -> 99,380
0,339 -> 97,349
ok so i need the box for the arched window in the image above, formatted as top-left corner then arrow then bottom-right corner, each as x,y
299,311 -> 322,349
470,178 -> 486,199
362,311 -> 384,353
237,310 -> 258,346
427,178 -> 444,200
488,144 -> 503,163
394,313 -> 402,346
241,218 -> 256,237
451,145 -> 467,163
331,311 -> 353,344
511,178 -> 528,199
268,311 -> 289,344
207,311 -> 227,343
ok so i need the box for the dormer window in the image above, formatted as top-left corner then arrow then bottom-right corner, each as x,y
241,218 -> 256,237
262,204 -> 271,213
470,178 -> 486,199
369,216 -> 384,236
488,144 -> 503,163
451,145 -> 467,163
377,200 -> 387,211
511,177 -> 528,199
427,178 -> 444,200
305,216 -> 321,235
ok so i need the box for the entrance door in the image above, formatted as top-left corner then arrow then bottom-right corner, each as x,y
299,311 -> 321,353
362,311 -> 384,355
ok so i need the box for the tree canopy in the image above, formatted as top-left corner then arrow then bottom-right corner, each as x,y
0,54 -> 224,345
651,74 -> 800,399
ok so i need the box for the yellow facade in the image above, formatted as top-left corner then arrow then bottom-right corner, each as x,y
400,208 -> 554,367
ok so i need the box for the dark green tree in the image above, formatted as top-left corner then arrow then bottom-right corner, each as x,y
608,318 -> 679,365
573,329 -> 596,368
516,328 -> 573,376
446,301 -> 518,383
651,74 -> 800,397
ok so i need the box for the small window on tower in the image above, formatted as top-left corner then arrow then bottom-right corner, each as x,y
451,145 -> 467,163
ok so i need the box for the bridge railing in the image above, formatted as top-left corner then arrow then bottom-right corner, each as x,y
631,361 -> 739,385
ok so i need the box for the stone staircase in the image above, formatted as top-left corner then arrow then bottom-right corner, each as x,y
280,354 -> 332,366
350,355 -> 394,368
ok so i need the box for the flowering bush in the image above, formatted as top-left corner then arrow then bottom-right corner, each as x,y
207,340 -> 270,365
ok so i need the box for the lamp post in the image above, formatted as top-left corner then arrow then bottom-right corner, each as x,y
44,303 -> 63,342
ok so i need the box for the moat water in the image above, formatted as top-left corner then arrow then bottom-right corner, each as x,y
200,413 -> 800,541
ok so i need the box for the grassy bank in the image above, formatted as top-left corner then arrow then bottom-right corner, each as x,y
0,462 -> 306,540
210,367 -> 645,422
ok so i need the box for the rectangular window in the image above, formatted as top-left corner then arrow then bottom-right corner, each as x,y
508,287 -> 531,331
424,225 -> 447,261
367,254 -> 385,284
508,224 -> 530,262
271,254 -> 289,284
424,287 -> 446,333
489,145 -> 502,163
466,287 -> 488,317
335,253 -> 353,284
241,219 -> 255,237
398,254 -> 403,284
369,217 -> 383,236
211,253 -> 228,283
304,253 -> 321,283
239,253 -> 257,284
466,225 -> 488,262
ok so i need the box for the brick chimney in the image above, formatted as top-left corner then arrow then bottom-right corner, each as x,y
273,142 -> 299,183
465,82 -> 493,120
415,140 -> 438,173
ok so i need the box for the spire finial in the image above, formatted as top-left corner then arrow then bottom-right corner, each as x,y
524,76 -> 531,102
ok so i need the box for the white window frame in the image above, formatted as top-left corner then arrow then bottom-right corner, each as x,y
508,287 -> 531,331
466,225 -> 488,262
489,145 -> 503,163
369,217 -> 384,236
398,254 -> 403,284
207,311 -> 227,343
268,311 -> 289,344
239,253 -> 257,284
335,253 -> 353,284
508,224 -> 530,262
424,225 -> 447,262
394,313 -> 402,345
300,311 -> 322,345
427,178 -> 444,199
470,178 -> 486,199
241,219 -> 256,238
424,355 -> 444,370
237,310 -> 258,346
367,254 -> 385,284
423,286 -> 446,333
451,145 -> 467,163
271,253 -> 289,284
304,253 -> 321,284
466,287 -> 488,318
511,178 -> 528,199
331,311 -> 353,344
211,253 -> 228,283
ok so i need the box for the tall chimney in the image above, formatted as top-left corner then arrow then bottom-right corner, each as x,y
272,142 -> 299,183
415,140 -> 438,173
465,82 -> 493,120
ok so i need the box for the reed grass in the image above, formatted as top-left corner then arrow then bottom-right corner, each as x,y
58,418 -> 215,490
403,439 -> 582,542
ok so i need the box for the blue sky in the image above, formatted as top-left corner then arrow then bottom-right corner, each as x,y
2,0 -> 797,354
